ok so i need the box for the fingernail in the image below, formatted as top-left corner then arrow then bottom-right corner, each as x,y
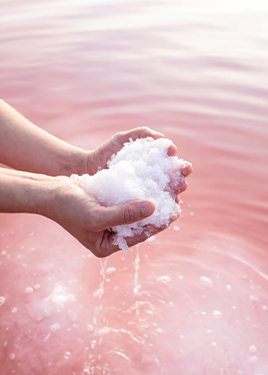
141,202 -> 154,217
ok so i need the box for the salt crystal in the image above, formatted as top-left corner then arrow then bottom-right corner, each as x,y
199,276 -> 213,288
212,310 -> 222,318
71,137 -> 186,252
0,296 -> 6,306
24,287 -> 33,294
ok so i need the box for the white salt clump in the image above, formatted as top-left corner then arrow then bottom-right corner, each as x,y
71,137 -> 186,252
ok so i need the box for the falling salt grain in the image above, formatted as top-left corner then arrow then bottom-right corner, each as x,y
173,226 -> 180,231
11,307 -> 18,314
0,296 -> 6,306
226,284 -> 232,291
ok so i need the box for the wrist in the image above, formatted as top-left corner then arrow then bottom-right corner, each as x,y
0,168 -> 58,216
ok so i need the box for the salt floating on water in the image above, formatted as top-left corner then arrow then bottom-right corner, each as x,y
71,137 -> 186,252
199,276 -> 213,288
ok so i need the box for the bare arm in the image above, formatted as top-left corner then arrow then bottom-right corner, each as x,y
0,100 -> 89,176
0,167 -> 155,257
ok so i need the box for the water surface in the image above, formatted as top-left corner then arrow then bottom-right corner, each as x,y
0,0 -> 268,374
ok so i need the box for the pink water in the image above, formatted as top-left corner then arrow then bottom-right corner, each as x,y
0,0 -> 268,374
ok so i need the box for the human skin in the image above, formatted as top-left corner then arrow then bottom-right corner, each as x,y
0,100 -> 192,257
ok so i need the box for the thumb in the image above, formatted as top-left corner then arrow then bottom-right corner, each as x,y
96,200 -> 155,230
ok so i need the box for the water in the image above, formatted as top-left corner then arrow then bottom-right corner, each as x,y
0,0 -> 268,374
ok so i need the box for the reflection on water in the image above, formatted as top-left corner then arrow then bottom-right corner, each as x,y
0,0 -> 268,374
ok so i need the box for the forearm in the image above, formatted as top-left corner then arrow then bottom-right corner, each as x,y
0,100 -> 90,176
0,167 -> 56,215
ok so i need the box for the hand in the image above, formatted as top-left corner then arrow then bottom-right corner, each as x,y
46,128 -> 192,257
47,176 -> 157,257
87,126 -> 192,200
87,127 -> 170,175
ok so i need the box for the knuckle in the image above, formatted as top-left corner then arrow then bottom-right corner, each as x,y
124,207 -> 135,224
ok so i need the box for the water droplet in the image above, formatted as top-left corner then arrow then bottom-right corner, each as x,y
156,275 -> 171,283
249,355 -> 258,363
24,287 -> 33,294
249,345 -> 257,353
91,340 -> 96,349
146,235 -> 156,242
199,276 -> 213,287
212,310 -> 222,318
64,351 -> 71,360
0,296 -> 6,306
50,323 -> 60,332
249,295 -> 258,302
93,288 -> 102,298
87,324 -> 94,332
106,267 -> 116,275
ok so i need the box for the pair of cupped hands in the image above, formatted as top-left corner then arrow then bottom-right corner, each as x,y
48,127 -> 192,258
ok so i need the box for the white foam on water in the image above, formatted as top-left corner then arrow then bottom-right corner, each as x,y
71,137 -> 185,252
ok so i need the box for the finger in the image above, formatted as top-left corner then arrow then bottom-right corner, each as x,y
117,127 -> 165,144
96,208 -> 180,257
94,200 -> 155,231
167,144 -> 177,156
181,162 -> 193,177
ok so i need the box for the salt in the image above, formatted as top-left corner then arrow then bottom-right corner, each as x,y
71,137 -> 186,252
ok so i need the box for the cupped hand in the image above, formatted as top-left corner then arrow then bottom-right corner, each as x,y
47,176 -> 158,257
87,127 -> 166,175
